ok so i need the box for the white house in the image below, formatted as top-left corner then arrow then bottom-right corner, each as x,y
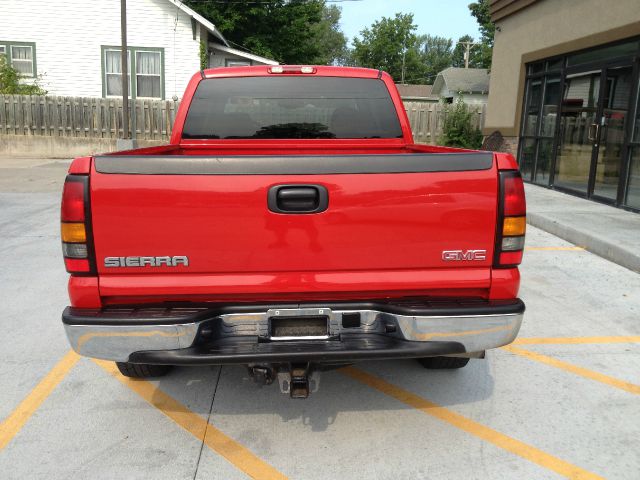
431,67 -> 490,105
0,0 -> 278,100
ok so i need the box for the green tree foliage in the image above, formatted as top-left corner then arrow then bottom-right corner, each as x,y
451,0 -> 495,69
439,97 -> 483,149
185,0 -> 346,65
469,0 -> 495,46
0,55 -> 47,95
419,35 -> 453,83
309,4 -> 349,65
352,13 -> 427,83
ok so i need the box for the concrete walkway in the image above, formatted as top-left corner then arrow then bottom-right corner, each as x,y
525,184 -> 640,273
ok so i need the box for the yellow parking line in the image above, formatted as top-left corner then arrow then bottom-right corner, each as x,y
0,350 -> 80,450
525,246 -> 585,251
503,345 -> 640,395
514,336 -> 640,345
95,360 -> 288,480
343,367 -> 603,480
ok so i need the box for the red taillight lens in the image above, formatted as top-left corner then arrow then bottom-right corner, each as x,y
61,175 -> 94,274
496,171 -> 526,268
499,251 -> 523,265
64,258 -> 91,272
503,173 -> 526,216
61,180 -> 86,222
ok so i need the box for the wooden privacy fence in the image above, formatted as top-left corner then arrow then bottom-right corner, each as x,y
0,95 -> 485,145
0,95 -> 179,141
403,100 -> 486,144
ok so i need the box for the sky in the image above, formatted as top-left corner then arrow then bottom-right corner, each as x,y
336,0 -> 481,45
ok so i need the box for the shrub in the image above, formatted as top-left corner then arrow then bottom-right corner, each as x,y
0,54 -> 47,95
438,96 -> 483,149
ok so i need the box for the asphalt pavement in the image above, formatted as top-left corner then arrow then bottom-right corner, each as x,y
0,159 -> 638,479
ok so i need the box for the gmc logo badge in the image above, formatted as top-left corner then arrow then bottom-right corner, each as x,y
442,250 -> 487,261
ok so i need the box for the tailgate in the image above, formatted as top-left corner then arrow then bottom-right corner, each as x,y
90,153 -> 498,300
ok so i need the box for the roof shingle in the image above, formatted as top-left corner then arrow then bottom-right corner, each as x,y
436,67 -> 490,94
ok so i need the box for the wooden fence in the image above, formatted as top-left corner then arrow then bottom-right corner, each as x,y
403,99 -> 486,144
0,95 -> 178,141
0,95 -> 485,145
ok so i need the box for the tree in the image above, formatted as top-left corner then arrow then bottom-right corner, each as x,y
185,0 -> 346,65
0,55 -> 47,95
352,13 -> 426,83
467,0 -> 495,68
419,35 -> 453,84
309,5 -> 348,65
469,0 -> 495,46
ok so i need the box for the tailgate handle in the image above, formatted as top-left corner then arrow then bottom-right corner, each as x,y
268,185 -> 328,214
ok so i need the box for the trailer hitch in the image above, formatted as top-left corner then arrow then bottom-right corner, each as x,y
277,363 -> 321,399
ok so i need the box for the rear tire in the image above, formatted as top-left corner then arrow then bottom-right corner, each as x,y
417,356 -> 470,369
115,362 -> 172,378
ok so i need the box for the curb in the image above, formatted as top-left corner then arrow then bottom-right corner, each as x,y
527,212 -> 640,273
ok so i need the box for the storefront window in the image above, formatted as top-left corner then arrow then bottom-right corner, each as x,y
518,73 -> 561,185
520,36 -> 640,211
523,79 -> 542,137
528,62 -> 544,75
624,148 -> 640,209
567,39 -> 639,67
624,82 -> 640,209
546,58 -> 563,71
519,139 -> 536,181
540,77 -> 561,137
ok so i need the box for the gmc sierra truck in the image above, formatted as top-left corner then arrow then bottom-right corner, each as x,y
61,66 -> 526,398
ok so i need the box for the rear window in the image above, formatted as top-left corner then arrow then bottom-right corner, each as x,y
181,76 -> 403,139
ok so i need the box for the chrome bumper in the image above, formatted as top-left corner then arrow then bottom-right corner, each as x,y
63,301 -> 524,363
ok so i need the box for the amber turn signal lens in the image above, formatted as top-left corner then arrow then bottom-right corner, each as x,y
503,216 -> 526,237
61,222 -> 86,243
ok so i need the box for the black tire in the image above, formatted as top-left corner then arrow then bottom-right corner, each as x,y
115,362 -> 172,378
417,356 -> 470,369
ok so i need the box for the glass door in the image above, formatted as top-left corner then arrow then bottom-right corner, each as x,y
554,71 -> 601,194
554,66 -> 634,201
592,66 -> 634,200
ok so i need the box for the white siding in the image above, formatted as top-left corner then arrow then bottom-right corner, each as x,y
0,0 -> 201,99
459,93 -> 488,105
209,48 -> 252,68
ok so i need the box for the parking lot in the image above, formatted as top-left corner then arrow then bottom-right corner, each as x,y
0,160 -> 638,480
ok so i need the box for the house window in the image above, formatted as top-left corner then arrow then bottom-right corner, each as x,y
104,49 -> 130,97
102,46 -> 164,99
11,45 -> 34,75
136,51 -> 162,98
0,41 -> 37,77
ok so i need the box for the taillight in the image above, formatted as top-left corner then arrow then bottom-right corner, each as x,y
495,171 -> 526,268
61,175 -> 95,274
268,66 -> 317,74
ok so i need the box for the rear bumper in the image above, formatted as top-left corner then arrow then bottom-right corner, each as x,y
62,299 -> 524,364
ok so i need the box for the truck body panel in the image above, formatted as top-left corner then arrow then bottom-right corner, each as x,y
90,153 -> 499,302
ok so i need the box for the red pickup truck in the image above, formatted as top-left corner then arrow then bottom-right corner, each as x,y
61,66 -> 525,398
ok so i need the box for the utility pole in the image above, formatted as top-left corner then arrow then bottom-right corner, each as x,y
401,42 -> 406,84
457,40 -> 478,68
120,0 -> 129,140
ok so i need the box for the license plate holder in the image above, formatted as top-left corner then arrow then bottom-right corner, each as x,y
269,315 -> 329,340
